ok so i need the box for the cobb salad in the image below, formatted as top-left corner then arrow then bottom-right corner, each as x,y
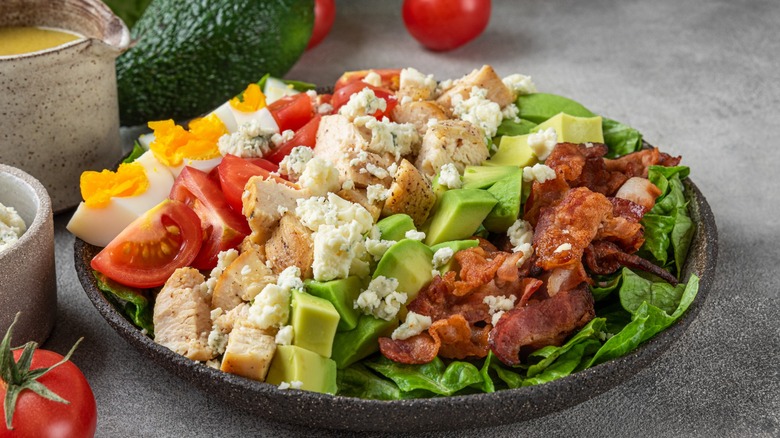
70,65 -> 699,398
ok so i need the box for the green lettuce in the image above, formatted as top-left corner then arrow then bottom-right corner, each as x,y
123,142 -> 146,164
93,271 -> 154,335
364,356 -> 483,397
494,118 -> 537,137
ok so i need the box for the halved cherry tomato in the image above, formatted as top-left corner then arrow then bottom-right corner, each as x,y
307,0 -> 336,50
245,157 -> 279,172
91,199 -> 202,288
265,114 -> 322,164
331,82 -> 399,120
216,154 -> 293,213
268,93 -> 314,133
334,69 -> 401,91
170,167 -> 250,270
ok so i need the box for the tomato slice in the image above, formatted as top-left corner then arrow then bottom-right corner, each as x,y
91,199 -> 202,288
245,157 -> 279,172
170,166 -> 250,270
331,82 -> 399,120
216,154 -> 292,213
334,69 -> 401,91
268,93 -> 314,133
265,114 -> 322,164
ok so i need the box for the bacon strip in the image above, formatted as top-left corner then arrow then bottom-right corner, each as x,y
584,241 -> 679,285
488,284 -> 595,366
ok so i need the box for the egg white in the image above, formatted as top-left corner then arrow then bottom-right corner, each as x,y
67,151 -> 175,247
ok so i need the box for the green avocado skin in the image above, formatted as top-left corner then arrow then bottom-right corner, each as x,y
116,0 -> 314,126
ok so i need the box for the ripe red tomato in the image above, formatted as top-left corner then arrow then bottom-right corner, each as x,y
333,69 -> 402,92
216,154 -> 293,213
330,82 -> 399,120
1,348 -> 97,438
170,167 -> 250,270
268,93 -> 314,133
307,0 -> 336,49
402,0 -> 491,51
91,199 -> 202,288
265,114 -> 322,164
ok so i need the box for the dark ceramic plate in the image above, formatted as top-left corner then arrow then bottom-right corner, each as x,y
74,178 -> 717,432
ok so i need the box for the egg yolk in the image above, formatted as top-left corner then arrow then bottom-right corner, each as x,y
148,114 -> 227,167
229,83 -> 266,112
80,162 -> 149,208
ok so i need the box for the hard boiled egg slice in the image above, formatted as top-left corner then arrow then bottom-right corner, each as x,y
67,151 -> 175,247
230,106 -> 279,134
147,114 -> 227,177
227,82 -> 279,133
263,76 -> 299,104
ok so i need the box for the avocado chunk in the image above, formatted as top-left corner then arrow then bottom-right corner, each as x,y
483,167 -> 523,233
517,93 -> 595,123
430,239 -> 480,273
291,289 -> 340,358
304,277 -> 363,332
488,134 -> 537,167
331,315 -> 398,369
266,345 -> 338,394
116,0 -> 315,125
424,189 -> 498,246
462,165 -> 519,190
533,112 -> 604,144
373,239 -> 434,307
376,214 -> 416,241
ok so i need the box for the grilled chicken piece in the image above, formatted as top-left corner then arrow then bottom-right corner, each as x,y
382,159 -> 436,226
415,119 -> 489,179
212,247 -> 276,311
337,187 -> 383,221
390,100 -> 449,140
313,114 -> 394,188
397,69 -> 437,102
436,65 -> 515,111
153,268 -> 214,361
243,177 -> 306,245
220,321 -> 277,382
265,213 -> 315,279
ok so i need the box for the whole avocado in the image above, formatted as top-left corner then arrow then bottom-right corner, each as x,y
116,0 -> 314,126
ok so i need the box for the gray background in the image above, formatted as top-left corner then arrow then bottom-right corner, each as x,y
45,0 -> 778,436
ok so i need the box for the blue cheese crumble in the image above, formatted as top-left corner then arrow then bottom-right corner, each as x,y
354,276 -> 407,321
0,202 -> 26,252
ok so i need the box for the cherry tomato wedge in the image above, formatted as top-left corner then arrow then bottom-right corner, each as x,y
217,154 -> 293,213
91,199 -> 202,288
268,93 -> 314,133
334,69 -> 401,91
245,157 -> 279,172
265,114 -> 322,164
331,82 -> 398,120
170,167 -> 250,270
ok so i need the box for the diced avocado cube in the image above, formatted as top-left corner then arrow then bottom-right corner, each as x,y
291,289 -> 340,358
483,167 -> 523,233
266,345 -> 337,394
462,165 -> 519,190
533,112 -> 604,144
373,239 -> 434,308
517,93 -> 595,123
430,239 -> 480,273
376,214 -> 416,241
331,315 -> 398,369
304,277 -> 362,332
424,189 -> 497,246
488,134 -> 537,167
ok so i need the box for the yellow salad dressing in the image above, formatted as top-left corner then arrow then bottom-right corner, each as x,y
0,26 -> 83,56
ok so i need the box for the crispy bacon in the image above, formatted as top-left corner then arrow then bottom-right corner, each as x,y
379,332 -> 438,364
605,147 -> 681,179
489,284 -> 595,366
584,241 -> 679,285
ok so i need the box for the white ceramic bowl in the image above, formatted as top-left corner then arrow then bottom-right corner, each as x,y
0,164 -> 56,345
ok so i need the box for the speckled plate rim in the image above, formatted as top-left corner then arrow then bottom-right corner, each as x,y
74,178 -> 717,432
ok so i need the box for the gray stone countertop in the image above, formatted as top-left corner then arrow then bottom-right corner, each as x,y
45,0 -> 778,436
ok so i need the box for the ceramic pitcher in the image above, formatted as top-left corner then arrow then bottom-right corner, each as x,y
0,0 -> 130,213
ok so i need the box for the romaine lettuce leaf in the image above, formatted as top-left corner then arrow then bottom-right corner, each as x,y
588,274 -> 699,367
123,142 -> 145,164
522,339 -> 601,386
494,118 -> 537,137
526,318 -> 606,377
93,271 -> 154,335
364,356 -> 483,396
601,118 -> 643,158
619,268 -> 686,315
336,364 -> 410,400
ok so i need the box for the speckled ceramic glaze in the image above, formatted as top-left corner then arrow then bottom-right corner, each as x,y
0,0 -> 130,213
74,172 -> 718,431
0,164 -> 56,346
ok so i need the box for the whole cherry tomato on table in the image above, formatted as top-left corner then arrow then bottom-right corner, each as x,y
402,0 -> 491,51
1,315 -> 97,438
307,0 -> 336,49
